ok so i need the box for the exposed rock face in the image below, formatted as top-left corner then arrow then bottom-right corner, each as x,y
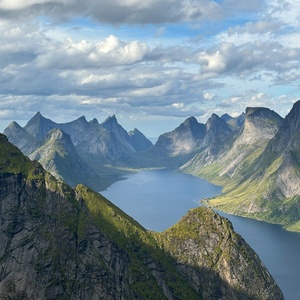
200,113 -> 233,161
217,107 -> 283,178
128,128 -> 153,152
260,101 -> 300,198
237,107 -> 283,146
221,112 -> 245,131
28,128 -> 109,191
3,121 -> 41,155
267,100 -> 300,153
0,133 -> 283,300
24,111 -> 57,139
155,116 -> 205,156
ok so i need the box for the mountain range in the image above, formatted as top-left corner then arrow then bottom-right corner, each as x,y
3,101 -> 300,232
4,112 -> 153,191
0,133 -> 283,299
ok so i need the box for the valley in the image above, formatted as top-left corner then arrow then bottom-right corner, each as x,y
4,100 -> 300,232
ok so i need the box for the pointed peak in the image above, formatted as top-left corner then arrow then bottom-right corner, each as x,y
104,115 -> 117,122
101,115 -> 119,127
210,113 -> 220,120
129,128 -> 141,134
90,118 -> 99,125
76,115 -> 88,122
182,116 -> 198,126
8,121 -> 22,129
221,113 -> 232,122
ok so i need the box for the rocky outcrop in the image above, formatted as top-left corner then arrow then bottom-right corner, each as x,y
0,133 -> 283,299
160,208 -> 283,300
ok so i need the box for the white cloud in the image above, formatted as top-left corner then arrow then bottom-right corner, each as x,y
35,35 -> 150,69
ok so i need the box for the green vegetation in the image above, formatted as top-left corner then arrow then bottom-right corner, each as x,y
76,184 -> 201,299
0,134 -> 44,180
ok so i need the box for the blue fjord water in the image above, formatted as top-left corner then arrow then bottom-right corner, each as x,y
101,169 -> 300,300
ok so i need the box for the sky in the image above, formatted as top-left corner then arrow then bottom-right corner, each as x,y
0,0 -> 299,137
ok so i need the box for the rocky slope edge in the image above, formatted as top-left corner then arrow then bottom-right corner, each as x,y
0,133 -> 282,299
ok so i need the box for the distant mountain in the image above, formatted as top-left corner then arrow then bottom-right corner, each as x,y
183,106 -> 283,176
24,111 -> 57,139
155,116 -> 205,156
0,133 -> 283,299
128,128 -> 153,151
200,113 -> 233,160
183,103 -> 300,232
221,112 -> 245,131
3,113 -> 153,190
3,121 -> 41,155
28,128 -> 111,191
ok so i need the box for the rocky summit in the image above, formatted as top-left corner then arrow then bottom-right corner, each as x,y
0,133 -> 283,299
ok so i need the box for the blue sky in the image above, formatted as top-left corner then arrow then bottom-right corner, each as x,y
0,0 -> 299,137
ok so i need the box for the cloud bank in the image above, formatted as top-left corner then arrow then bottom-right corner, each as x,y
0,0 -> 299,136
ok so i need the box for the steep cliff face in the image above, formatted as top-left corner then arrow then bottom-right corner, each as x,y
238,107 -> 283,146
0,134 -> 283,299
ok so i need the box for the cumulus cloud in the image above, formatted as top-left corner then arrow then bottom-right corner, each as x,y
195,41 -> 300,84
36,35 -> 150,69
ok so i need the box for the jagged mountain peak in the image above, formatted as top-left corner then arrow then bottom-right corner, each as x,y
101,114 -> 118,126
155,117 -> 205,156
89,118 -> 99,125
128,128 -> 153,151
5,120 -> 23,130
182,116 -> 199,126
24,112 -> 57,139
221,113 -> 232,122
75,115 -> 88,123
222,112 -> 245,131
205,113 -> 230,132
285,100 -> 300,131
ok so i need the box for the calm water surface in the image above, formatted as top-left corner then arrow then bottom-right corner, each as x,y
101,169 -> 300,300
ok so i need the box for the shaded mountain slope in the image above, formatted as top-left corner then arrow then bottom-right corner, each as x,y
3,121 -> 41,155
0,133 -> 283,299
28,128 -> 112,191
